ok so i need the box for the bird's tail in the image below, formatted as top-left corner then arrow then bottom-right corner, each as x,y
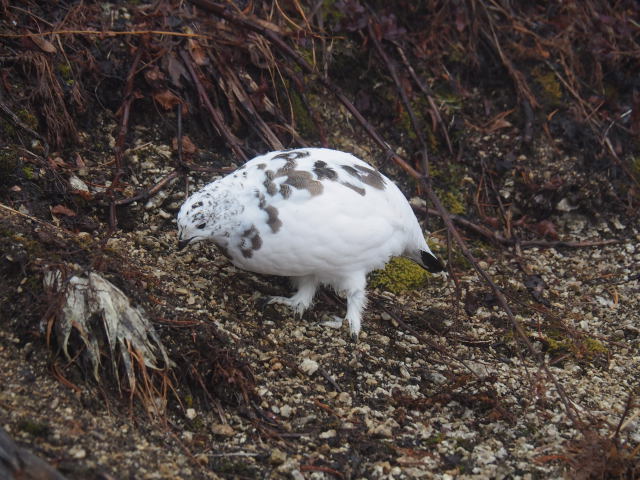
419,249 -> 445,273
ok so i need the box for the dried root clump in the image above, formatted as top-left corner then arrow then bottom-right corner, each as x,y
43,268 -> 173,410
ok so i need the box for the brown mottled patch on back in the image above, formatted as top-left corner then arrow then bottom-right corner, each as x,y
279,183 -> 292,199
251,232 -> 262,250
354,165 -> 385,189
239,226 -> 262,258
283,170 -> 323,196
271,150 -> 311,175
341,182 -> 366,196
263,171 -> 278,196
272,150 -> 310,161
342,164 -> 386,190
264,205 -> 282,233
313,160 -> 338,180
342,165 -> 358,177
256,163 -> 267,170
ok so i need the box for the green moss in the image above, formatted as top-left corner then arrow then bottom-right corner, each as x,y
369,257 -> 431,294
583,337 -> 608,355
11,232 -> 48,258
543,329 -> 608,361
545,335 -> 571,353
431,161 -> 468,216
631,156 -> 640,176
17,109 -> 39,130
425,433 -> 444,445
440,189 -> 466,215
18,419 -> 51,437
57,62 -> 74,84
289,90 -> 316,138
398,108 -> 418,140
22,165 -> 35,179
0,149 -> 19,181
532,66 -> 563,104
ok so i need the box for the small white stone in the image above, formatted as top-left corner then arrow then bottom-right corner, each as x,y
368,418 -> 399,438
270,448 -> 287,465
300,358 -> 319,376
185,408 -> 197,420
69,174 -> 89,192
319,429 -> 336,439
337,392 -> 352,404
69,446 -> 87,459
556,198 -> 577,212
211,424 -> 235,436
291,470 -> 305,480
157,209 -> 172,219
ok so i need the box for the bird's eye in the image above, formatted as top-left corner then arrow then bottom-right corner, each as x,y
196,223 -> 206,229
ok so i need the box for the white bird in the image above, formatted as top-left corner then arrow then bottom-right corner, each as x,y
177,148 -> 444,340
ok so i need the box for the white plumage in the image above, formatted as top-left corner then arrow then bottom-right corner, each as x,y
177,148 -> 444,339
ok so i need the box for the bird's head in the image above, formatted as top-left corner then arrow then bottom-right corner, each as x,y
176,192 -> 215,250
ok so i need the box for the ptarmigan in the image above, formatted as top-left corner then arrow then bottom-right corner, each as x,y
177,148 -> 444,340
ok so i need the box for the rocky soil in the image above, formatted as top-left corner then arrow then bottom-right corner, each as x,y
1,120 -> 639,479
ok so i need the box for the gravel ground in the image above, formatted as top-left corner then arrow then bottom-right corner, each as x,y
1,132 -> 639,479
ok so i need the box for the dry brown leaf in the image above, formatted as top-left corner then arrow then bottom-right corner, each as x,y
188,38 -> 208,65
30,35 -> 57,53
75,153 -> 86,168
72,190 -> 93,201
172,135 -> 197,154
51,205 -> 76,217
153,90 -> 182,111
166,53 -> 188,87
534,220 -> 559,240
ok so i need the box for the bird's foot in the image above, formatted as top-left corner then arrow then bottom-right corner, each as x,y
266,296 -> 307,317
321,316 -> 359,341
321,315 -> 344,329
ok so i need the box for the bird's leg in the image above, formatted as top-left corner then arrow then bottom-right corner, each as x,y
322,275 -> 367,341
344,288 -> 367,341
268,275 -> 318,317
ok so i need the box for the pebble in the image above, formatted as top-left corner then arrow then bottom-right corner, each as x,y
291,470 -> 305,480
211,424 -> 235,436
69,174 -> 89,192
269,449 -> 287,465
337,392 -> 352,404
368,418 -> 399,438
69,446 -> 87,459
76,231 -> 92,243
299,358 -> 319,376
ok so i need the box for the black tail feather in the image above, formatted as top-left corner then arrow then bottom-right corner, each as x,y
420,250 -> 445,273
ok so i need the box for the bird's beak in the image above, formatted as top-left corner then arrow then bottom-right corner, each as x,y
177,238 -> 191,251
